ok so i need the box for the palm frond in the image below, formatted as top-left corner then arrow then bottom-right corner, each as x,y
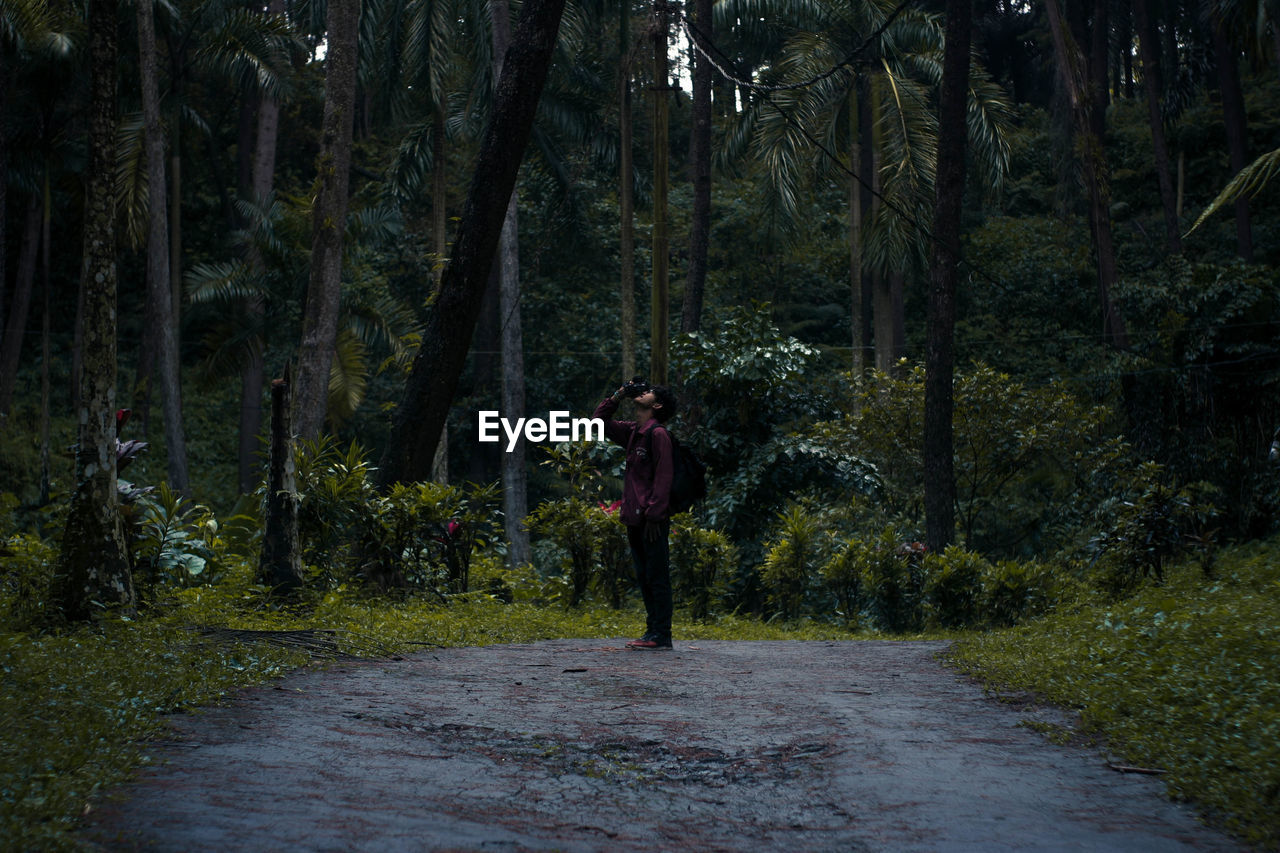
194,6 -> 302,100
185,260 -> 266,306
327,328 -> 369,426
387,119 -> 437,201
964,68 -> 1014,193
115,113 -> 150,251
1186,146 -> 1280,236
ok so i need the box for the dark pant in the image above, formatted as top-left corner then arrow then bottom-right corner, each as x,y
626,521 -> 672,639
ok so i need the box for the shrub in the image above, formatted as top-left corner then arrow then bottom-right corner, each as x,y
356,480 -> 499,596
983,558 -> 1069,625
0,532 -> 56,633
670,517 -> 737,620
922,546 -> 987,628
525,497 -> 626,607
1090,461 -> 1220,595
758,505 -> 829,621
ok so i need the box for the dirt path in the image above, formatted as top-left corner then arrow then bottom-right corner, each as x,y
86,640 -> 1243,851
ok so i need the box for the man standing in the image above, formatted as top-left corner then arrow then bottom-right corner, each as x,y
594,379 -> 677,650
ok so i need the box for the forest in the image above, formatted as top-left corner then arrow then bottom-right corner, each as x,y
1,0 -> 1280,846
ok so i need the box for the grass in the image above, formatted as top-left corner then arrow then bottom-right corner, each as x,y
949,538 -> 1280,848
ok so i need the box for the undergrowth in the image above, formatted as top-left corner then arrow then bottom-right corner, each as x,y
949,538 -> 1280,848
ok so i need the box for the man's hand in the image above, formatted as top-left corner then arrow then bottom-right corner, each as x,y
645,519 -> 662,543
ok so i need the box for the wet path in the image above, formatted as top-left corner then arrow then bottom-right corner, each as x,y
87,640 -> 1243,851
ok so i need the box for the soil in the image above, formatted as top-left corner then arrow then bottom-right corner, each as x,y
85,640 -> 1246,851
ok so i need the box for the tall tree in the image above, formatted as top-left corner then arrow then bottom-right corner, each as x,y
292,0 -> 361,439
54,0 -> 133,619
1134,0 -> 1182,254
619,0 -> 637,379
681,0 -> 713,335
1044,0 -> 1130,349
379,0 -> 567,486
136,0 -> 190,492
650,0 -> 671,385
237,0 -> 289,493
0,196 -> 38,417
923,0 -> 972,552
490,0 -> 531,568
1206,0 -> 1254,261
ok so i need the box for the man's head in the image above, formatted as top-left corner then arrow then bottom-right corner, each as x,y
637,385 -> 677,423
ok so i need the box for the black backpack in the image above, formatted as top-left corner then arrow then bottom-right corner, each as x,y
654,427 -> 707,514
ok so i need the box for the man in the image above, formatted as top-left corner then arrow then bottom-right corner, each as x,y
594,379 -> 677,650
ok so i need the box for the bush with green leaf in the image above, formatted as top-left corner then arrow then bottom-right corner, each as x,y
922,546 -> 987,628
758,505 -> 832,621
809,363 -> 1131,559
1090,461 -> 1220,595
356,479 -> 499,596
130,483 -> 226,591
294,437 -> 377,585
670,516 -> 737,620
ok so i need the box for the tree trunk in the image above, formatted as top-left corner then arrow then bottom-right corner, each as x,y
238,0 -> 285,494
650,3 -> 670,385
680,0 -> 712,335
258,374 -> 302,593
619,0 -> 636,379
0,44 -> 8,357
378,0 -> 567,486
293,0 -> 361,440
137,0 -> 190,492
858,77 -> 875,371
1208,5 -> 1253,262
432,103 -> 448,290
924,0 -> 971,552
0,195 -> 39,418
55,0 -> 134,620
848,81 -> 864,374
490,0 -> 531,568
1134,0 -> 1182,254
430,103 -> 451,484
1044,0 -> 1129,349
39,172 -> 52,503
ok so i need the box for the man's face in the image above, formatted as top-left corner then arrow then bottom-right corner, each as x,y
634,390 -> 661,413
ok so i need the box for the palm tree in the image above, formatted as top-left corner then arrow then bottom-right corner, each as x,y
723,0 -> 1013,370
292,0 -> 362,441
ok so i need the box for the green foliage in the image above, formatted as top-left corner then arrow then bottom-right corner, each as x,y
951,538 -> 1280,847
130,484 -> 226,590
1090,462 -> 1220,594
291,438 -> 499,596
758,504 -> 829,621
809,364 -> 1131,557
525,496 -> 627,608
356,479 -> 499,596
669,518 -> 737,621
922,546 -> 985,628
294,436 -> 376,582
0,530 -> 56,634
982,558 -> 1068,627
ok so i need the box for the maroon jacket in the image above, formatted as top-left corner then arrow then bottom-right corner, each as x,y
593,396 -> 674,526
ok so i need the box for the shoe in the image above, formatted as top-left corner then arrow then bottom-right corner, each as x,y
625,636 -> 672,650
